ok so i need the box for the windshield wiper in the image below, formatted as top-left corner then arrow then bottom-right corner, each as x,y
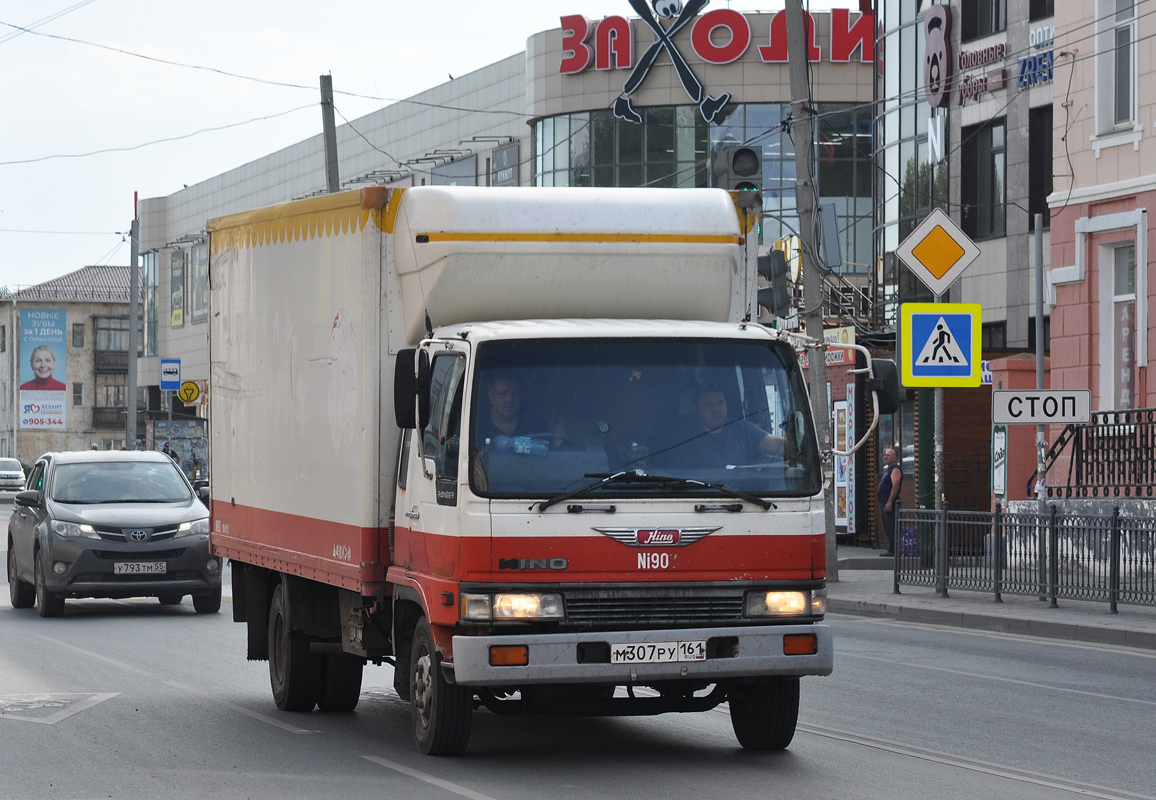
538,471 -> 773,512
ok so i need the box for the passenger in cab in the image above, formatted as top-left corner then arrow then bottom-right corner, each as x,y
664,383 -> 784,468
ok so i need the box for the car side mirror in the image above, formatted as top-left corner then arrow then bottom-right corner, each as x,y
197,486 -> 210,502
13,489 -> 39,508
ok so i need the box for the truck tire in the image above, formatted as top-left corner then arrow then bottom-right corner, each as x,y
35,553 -> 65,618
8,545 -> 34,609
728,677 -> 800,750
410,618 -> 472,755
318,653 -> 364,712
268,583 -> 322,711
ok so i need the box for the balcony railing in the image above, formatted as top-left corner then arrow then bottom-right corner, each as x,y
92,406 -> 126,428
94,350 -> 129,372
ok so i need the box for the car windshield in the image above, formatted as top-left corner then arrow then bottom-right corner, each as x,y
470,337 -> 821,499
50,460 -> 193,504
0,459 -> 21,471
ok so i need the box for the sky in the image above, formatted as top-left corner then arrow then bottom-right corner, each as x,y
0,0 -> 856,289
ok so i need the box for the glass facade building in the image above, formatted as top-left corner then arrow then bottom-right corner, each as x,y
536,102 -> 874,273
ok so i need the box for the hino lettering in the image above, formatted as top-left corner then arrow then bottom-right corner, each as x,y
498,558 -> 569,570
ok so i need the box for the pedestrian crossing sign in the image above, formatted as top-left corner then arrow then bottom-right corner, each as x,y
901,303 -> 982,387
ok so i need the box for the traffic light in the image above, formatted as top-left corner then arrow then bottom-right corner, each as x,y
757,248 -> 792,319
712,145 -> 762,193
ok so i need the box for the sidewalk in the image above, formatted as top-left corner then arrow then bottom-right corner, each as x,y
831,545 -> 1156,650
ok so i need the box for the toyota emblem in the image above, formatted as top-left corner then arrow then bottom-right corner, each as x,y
128,529 -> 149,542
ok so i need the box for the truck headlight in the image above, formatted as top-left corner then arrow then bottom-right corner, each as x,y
461,592 -> 565,622
744,590 -> 809,617
51,520 -> 98,539
175,518 -> 210,538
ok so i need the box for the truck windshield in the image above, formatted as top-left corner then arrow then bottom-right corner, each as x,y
470,338 -> 821,499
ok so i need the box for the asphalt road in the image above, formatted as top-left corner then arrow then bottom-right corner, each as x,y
2,498 -> 1154,800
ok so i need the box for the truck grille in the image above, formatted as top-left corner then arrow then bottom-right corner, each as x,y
563,589 -> 746,628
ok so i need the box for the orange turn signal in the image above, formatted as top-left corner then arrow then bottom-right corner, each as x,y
489,645 -> 529,667
783,634 -> 818,656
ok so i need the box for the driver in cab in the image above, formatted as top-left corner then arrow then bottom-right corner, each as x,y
664,383 -> 784,468
473,374 -> 548,489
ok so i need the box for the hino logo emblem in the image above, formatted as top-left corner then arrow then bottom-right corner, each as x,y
613,0 -> 730,124
128,529 -> 149,542
498,558 -> 569,570
593,527 -> 719,547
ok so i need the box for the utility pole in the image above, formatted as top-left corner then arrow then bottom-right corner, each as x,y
785,0 -> 837,581
320,74 -> 340,193
126,199 -> 140,449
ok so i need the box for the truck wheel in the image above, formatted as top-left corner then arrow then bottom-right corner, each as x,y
318,653 -> 364,712
35,553 -> 65,618
410,618 -> 472,755
728,677 -> 800,750
8,545 -> 35,609
268,583 -> 322,711
193,585 -> 222,614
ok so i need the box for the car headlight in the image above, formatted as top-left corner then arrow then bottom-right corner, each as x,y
460,592 -> 565,622
744,590 -> 818,617
175,518 -> 211,538
51,520 -> 99,540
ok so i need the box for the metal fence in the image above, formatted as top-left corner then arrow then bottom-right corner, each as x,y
894,507 -> 1156,610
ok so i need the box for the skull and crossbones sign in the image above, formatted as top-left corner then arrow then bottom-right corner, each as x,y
612,0 -> 731,124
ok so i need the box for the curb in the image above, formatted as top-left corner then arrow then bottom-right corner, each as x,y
828,598 -> 1156,651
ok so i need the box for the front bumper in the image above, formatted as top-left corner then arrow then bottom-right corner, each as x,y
451,623 -> 832,687
44,534 -> 221,599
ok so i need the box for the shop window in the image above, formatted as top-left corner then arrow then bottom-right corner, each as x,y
961,118 -> 1006,239
1029,0 -> 1054,20
1028,106 -> 1053,231
982,322 -> 1007,350
962,0 -> 1006,41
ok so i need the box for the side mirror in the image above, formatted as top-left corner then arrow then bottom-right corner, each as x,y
197,486 -> 210,502
394,349 -> 418,429
870,359 -> 901,416
13,489 -> 39,508
393,348 -> 432,430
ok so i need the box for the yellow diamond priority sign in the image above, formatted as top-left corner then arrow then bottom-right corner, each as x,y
895,208 -> 981,296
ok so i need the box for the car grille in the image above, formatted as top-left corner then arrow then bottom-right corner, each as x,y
94,525 -> 182,542
71,571 -> 205,584
562,587 -> 747,628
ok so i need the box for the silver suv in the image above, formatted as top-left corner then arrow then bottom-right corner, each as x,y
0,458 -> 25,491
6,450 -> 220,617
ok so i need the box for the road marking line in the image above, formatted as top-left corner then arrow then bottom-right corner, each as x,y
36,635 -> 311,734
361,755 -> 499,800
0,693 -> 118,725
795,723 -> 1154,800
838,650 -> 1156,708
850,617 -> 1156,660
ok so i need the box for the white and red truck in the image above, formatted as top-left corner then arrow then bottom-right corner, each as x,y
207,185 -> 890,755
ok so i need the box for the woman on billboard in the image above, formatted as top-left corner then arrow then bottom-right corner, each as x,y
20,345 -> 66,391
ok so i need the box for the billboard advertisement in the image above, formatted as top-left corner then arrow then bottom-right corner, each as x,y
190,242 -> 208,323
19,308 -> 67,430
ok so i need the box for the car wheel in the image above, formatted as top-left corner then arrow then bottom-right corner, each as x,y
317,653 -> 364,712
267,583 -> 322,711
410,617 -> 472,755
728,677 -> 799,750
34,553 -> 65,618
192,585 -> 221,614
158,592 -> 184,606
8,544 -> 35,609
